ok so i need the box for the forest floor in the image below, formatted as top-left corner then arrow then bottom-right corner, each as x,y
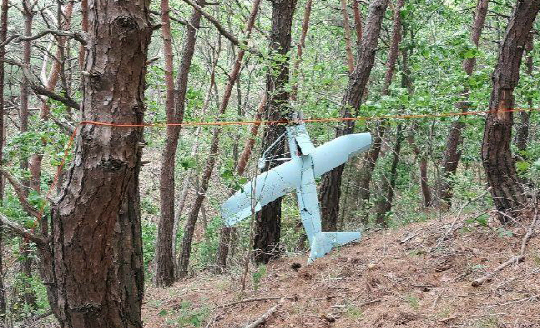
142,212 -> 540,328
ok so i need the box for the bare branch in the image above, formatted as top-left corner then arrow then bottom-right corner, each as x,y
181,0 -> 261,56
0,29 -> 87,48
0,169 -> 41,219
3,58 -> 80,110
0,214 -> 47,246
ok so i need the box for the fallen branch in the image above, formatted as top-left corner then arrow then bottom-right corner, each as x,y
472,208 -> 537,287
471,256 -> 524,287
220,296 -> 293,309
242,298 -> 284,328
0,168 -> 41,219
431,188 -> 491,251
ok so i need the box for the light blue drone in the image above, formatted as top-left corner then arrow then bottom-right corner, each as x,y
221,122 -> 372,263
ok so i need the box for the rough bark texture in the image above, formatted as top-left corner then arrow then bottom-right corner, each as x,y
0,0 -> 8,318
515,34 -> 533,154
319,0 -> 389,231
253,0 -> 297,264
44,1 -> 152,326
356,0 -> 403,213
482,0 -> 540,222
340,0 -> 355,73
352,0 -> 363,49
178,0 -> 261,276
155,3 -> 202,286
439,0 -> 488,206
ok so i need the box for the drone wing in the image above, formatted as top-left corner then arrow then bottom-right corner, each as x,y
312,133 -> 372,177
221,157 -> 303,227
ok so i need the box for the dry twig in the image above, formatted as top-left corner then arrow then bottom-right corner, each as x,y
242,298 -> 285,328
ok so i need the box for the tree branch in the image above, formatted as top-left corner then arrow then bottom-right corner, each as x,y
181,0 -> 261,56
0,214 -> 47,246
0,169 -> 42,219
3,58 -> 80,110
0,29 -> 87,48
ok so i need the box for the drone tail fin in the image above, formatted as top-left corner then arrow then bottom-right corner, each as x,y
308,231 -> 361,263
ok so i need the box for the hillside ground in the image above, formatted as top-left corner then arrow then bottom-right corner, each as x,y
142,212 -> 540,328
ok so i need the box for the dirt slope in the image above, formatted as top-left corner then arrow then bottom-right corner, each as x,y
143,215 -> 540,328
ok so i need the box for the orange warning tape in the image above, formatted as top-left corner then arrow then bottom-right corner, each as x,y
77,107 -> 536,128
24,107 -> 537,237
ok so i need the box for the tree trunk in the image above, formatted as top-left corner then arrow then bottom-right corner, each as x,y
253,0 -> 297,265
0,0 -> 8,318
374,125 -> 403,226
439,0 -> 488,206
29,1 -> 74,194
352,0 -> 363,49
155,3 -> 202,286
340,0 -> 355,73
44,1 -> 152,326
19,0 -> 37,311
178,0 -> 261,276
290,0 -> 312,101
482,0 -> 540,222
319,0 -> 389,231
216,95 -> 266,271
515,34 -> 533,154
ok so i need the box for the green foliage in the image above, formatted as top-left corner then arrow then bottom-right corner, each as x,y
252,265 -> 267,291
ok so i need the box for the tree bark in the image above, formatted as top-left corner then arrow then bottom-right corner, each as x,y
0,0 -> 8,319
253,0 -> 298,264
178,0 -> 262,276
482,0 -> 540,222
439,0 -> 488,206
355,0 -> 403,217
44,1 -> 152,326
155,2 -> 202,286
290,0 -> 312,101
374,124 -> 403,226
340,0 -> 355,73
515,34 -> 533,155
352,0 -> 363,49
318,0 -> 389,231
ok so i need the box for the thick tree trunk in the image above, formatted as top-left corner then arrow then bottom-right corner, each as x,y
482,0 -> 540,222
319,0 -> 389,231
0,0 -> 8,318
155,3 -> 202,286
178,0 -> 261,276
44,1 -> 152,326
253,0 -> 297,264
439,0 -> 488,206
